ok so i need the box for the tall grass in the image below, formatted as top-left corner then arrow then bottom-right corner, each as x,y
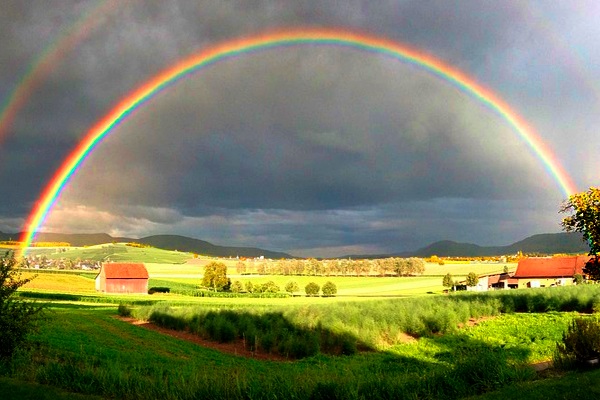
133,285 -> 600,354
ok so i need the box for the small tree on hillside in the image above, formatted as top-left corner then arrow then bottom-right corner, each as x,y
442,273 -> 454,291
0,252 -> 44,359
321,281 -> 337,297
465,272 -> 479,287
305,282 -> 320,297
201,261 -> 229,291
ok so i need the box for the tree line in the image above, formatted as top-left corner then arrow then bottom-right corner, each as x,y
234,257 -> 425,277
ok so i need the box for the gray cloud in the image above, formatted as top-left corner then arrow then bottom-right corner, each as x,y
0,1 -> 596,256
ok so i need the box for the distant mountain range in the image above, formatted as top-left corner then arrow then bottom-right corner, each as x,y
343,233 -> 589,259
0,231 -> 589,259
0,232 -> 292,259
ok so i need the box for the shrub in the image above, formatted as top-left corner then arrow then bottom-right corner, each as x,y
117,303 -> 132,317
574,273 -> 585,285
321,281 -> 337,297
148,287 -> 170,294
555,317 -> 600,368
0,252 -> 44,359
245,281 -> 254,293
305,282 -> 320,297
230,280 -> 243,293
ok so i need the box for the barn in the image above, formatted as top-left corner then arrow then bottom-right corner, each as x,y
95,263 -> 149,294
513,256 -> 591,289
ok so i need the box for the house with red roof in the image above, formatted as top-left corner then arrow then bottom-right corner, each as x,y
513,256 -> 590,288
95,262 -> 149,294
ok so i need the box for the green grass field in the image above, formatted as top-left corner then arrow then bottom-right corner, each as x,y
3,296 -> 595,399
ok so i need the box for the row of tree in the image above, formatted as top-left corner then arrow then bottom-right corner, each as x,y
202,261 -> 338,296
235,257 -> 425,277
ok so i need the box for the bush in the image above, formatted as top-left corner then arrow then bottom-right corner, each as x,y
305,282 -> 320,297
321,281 -> 337,297
148,287 -> 170,294
0,252 -> 44,359
118,303 -> 132,317
230,280 -> 243,293
555,317 -> 600,368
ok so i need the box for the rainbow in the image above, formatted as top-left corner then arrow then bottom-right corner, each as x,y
20,28 -> 578,250
0,0 -> 117,143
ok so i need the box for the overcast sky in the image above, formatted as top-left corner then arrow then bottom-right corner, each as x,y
1,1 -> 598,257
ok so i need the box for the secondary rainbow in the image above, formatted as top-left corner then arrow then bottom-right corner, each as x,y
0,0 -> 118,143
20,28 -> 578,250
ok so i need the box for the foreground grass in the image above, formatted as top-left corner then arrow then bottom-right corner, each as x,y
471,368 -> 600,400
0,377 -> 103,400
0,298 -> 579,399
5,285 -> 600,398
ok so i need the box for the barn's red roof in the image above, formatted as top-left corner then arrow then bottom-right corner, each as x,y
100,263 -> 148,279
513,256 -> 591,278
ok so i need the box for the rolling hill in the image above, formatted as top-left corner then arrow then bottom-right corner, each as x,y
2,232 -> 292,259
1,231 -> 589,259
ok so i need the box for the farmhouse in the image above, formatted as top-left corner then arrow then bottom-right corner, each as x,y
512,256 -> 591,289
95,262 -> 149,294
470,273 -> 518,291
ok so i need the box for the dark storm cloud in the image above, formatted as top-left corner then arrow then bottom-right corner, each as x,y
0,1 -> 597,255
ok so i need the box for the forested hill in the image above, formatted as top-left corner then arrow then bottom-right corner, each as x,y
1,231 -> 292,259
408,233 -> 588,257
343,233 -> 589,258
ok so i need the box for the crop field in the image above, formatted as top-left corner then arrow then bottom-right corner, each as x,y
20,272 -> 97,294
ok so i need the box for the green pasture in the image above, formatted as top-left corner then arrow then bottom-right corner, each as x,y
4,288 -> 599,399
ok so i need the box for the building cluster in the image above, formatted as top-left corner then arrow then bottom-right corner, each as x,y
467,255 -> 591,291
21,254 -> 100,271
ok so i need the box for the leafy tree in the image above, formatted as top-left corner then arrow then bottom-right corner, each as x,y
561,187 -> 600,281
260,281 -> 280,293
442,273 -> 454,290
245,281 -> 254,293
465,272 -> 479,287
321,281 -> 337,297
305,282 -> 320,297
285,280 -> 299,296
235,261 -> 246,275
584,257 -> 600,282
201,262 -> 229,291
0,252 -> 44,359
561,187 -> 600,256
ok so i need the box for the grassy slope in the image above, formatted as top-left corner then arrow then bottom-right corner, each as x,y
471,369 -> 600,400
4,302 -> 587,399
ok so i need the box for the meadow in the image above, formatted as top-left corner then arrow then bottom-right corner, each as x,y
4,286 -> 600,399
5,248 -> 600,399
